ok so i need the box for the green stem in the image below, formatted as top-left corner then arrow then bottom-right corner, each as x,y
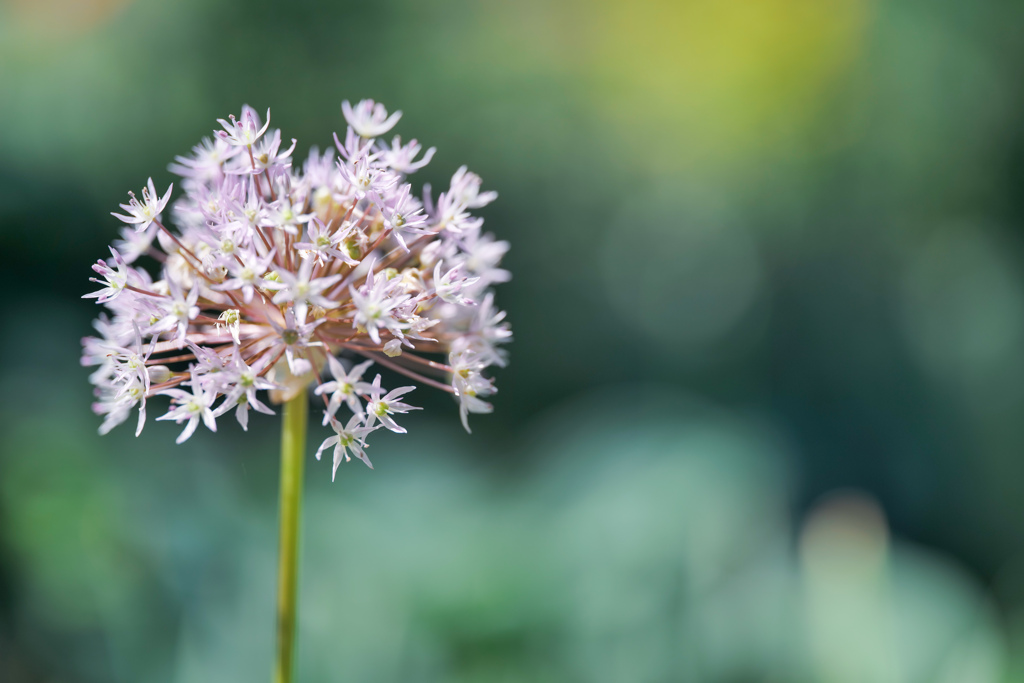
274,389 -> 308,683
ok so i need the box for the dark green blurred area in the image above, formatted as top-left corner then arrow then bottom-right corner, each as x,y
4,0 -> 1024,680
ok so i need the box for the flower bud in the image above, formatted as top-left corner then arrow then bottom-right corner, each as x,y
149,365 -> 172,384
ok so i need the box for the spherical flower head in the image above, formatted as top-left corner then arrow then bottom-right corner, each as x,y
82,97 -> 512,475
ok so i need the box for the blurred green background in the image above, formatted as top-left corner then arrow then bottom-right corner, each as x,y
3,0 -> 1024,680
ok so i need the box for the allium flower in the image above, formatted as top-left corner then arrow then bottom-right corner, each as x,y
169,136 -> 237,182
151,278 -> 200,344
113,224 -> 159,264
349,262 -> 413,345
342,99 -> 401,139
215,247 -> 276,303
156,371 -> 218,444
82,98 -> 512,475
212,349 -> 276,431
449,166 -> 498,209
264,256 -> 342,324
83,247 -> 131,303
378,136 -> 435,174
217,105 -> 271,147
111,177 -> 173,232
449,348 -> 496,433
364,374 -> 420,434
380,184 -> 429,251
294,217 -> 359,267
234,128 -> 297,177
316,414 -> 378,476
434,260 -> 479,306
314,355 -> 373,424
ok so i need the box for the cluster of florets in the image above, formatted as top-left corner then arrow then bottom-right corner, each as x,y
81,100 -> 511,476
